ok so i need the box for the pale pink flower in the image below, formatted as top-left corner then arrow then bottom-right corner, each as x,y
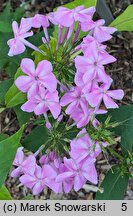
20,164 -> 57,195
15,58 -> 57,97
75,43 -> 116,85
70,128 -> 102,162
81,35 -> 106,54
92,19 -> 117,42
56,157 -> 98,191
70,103 -> 107,128
54,6 -> 95,27
31,14 -> 49,28
21,87 -> 61,119
7,18 -> 33,56
11,147 -> 36,177
86,82 -> 124,109
60,86 -> 88,115
58,163 -> 73,193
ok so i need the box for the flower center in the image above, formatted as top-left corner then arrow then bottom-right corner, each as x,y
35,76 -> 39,81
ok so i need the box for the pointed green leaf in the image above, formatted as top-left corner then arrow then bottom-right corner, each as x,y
0,79 -> 13,104
63,0 -> 97,9
14,105 -> 33,126
110,5 -> 133,31
0,134 -> 8,142
0,186 -> 12,200
5,68 -> 26,108
96,166 -> 129,200
0,126 -> 24,188
22,125 -> 49,152
0,21 -> 12,32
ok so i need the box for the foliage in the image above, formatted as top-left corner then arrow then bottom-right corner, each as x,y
110,5 -> 133,31
96,165 -> 129,200
0,126 -> 24,188
0,186 -> 12,200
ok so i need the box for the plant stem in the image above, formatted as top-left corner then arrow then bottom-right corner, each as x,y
108,146 -> 124,161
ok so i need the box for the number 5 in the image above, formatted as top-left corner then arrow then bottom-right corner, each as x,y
121,203 -> 127,211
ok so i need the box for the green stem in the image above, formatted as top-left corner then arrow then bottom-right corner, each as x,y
108,147 -> 124,161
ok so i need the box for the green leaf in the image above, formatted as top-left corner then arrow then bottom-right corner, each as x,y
13,5 -> 25,21
0,79 -> 13,104
0,21 -> 12,32
5,84 -> 26,108
0,126 -> 24,188
0,134 -> 8,142
98,105 -> 133,155
96,0 -> 114,25
14,105 -> 33,126
22,125 -> 49,152
63,0 -> 97,9
0,2 -> 11,22
110,5 -> 133,31
5,68 -> 26,108
0,186 -> 12,200
96,166 -> 129,200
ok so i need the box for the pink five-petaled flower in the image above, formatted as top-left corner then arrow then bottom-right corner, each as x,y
31,14 -> 49,28
54,6 -> 95,27
20,164 -> 57,195
15,58 -> 57,98
70,128 -> 102,163
7,18 -> 33,56
86,81 -> 124,109
21,86 -> 61,119
75,42 -> 116,85
58,163 -> 74,193
92,19 -> 117,43
70,101 -> 107,128
60,86 -> 88,115
56,157 -> 98,191
10,147 -> 36,177
81,35 -> 107,54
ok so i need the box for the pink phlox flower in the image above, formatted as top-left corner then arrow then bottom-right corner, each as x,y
47,12 -> 59,25
70,101 -> 107,128
44,157 -> 63,194
91,19 -> 117,42
81,35 -> 107,54
15,58 -> 57,98
7,18 -> 33,56
60,86 -> 88,115
70,128 -> 102,162
86,80 -> 124,109
11,147 -> 36,177
56,157 -> 98,191
75,42 -> 116,85
20,164 -> 57,195
58,163 -> 74,193
21,86 -> 61,119
54,6 -> 95,27
31,14 -> 49,28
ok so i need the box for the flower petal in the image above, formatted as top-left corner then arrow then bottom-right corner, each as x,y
15,76 -> 34,92
107,90 -> 124,100
103,94 -> 119,108
21,58 -> 35,76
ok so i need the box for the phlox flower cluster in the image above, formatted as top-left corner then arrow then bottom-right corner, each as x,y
11,129 -> 107,195
8,5 -> 124,194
